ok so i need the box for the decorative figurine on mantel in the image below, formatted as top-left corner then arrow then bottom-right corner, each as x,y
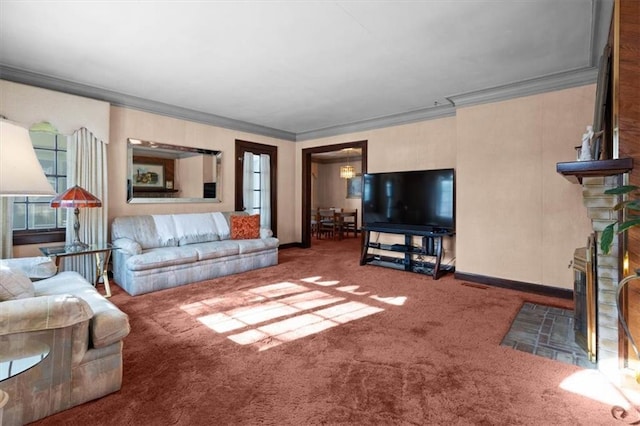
579,125 -> 594,161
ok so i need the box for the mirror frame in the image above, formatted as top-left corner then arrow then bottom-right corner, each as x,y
127,138 -> 222,204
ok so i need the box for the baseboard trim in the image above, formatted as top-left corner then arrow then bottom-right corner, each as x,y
279,242 -> 303,249
454,272 -> 573,300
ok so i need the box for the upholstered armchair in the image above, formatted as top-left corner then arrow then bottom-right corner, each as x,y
0,258 -> 130,425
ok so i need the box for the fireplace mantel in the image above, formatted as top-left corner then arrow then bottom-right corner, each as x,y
556,158 -> 633,184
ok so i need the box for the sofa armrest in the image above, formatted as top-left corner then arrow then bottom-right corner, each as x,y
0,294 -> 93,336
112,237 -> 142,255
260,228 -> 273,239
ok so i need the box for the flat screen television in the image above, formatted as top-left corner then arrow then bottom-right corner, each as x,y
363,168 -> 455,233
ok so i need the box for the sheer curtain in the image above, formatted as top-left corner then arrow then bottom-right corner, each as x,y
241,152 -> 271,229
242,152 -> 254,212
64,128 -> 108,282
0,198 -> 13,258
259,154 -> 271,229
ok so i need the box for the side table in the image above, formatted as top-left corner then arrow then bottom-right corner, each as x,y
0,341 -> 50,424
39,244 -> 115,297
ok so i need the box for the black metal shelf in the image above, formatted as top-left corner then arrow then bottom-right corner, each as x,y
361,227 -> 455,279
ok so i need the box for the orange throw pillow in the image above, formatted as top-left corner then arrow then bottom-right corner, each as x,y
231,214 -> 260,239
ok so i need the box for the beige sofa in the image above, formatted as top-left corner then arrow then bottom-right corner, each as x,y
111,211 -> 279,296
0,258 -> 130,425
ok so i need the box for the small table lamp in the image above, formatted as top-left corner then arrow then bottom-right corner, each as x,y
50,185 -> 102,250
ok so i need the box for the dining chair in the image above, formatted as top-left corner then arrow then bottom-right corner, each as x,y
317,208 -> 339,239
341,208 -> 358,238
311,209 -> 319,238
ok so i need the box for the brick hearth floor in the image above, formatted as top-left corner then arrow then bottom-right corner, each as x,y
501,302 -> 596,369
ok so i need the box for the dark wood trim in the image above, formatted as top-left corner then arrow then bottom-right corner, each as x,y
234,140 -> 278,237
454,271 -> 574,300
616,0 -> 640,369
301,140 -> 367,248
279,242 -> 303,249
556,158 -> 633,183
13,229 -> 65,246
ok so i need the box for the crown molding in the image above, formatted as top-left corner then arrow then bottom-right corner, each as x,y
1,64 -> 598,143
446,67 -> 598,109
295,104 -> 456,142
297,66 -> 598,141
0,65 -> 297,141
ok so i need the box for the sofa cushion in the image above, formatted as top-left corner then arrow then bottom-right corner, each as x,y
0,265 -> 35,301
231,214 -> 260,239
236,238 -> 279,254
112,215 -> 176,249
34,271 -> 130,348
193,240 -> 240,261
174,213 -> 220,246
125,246 -> 199,271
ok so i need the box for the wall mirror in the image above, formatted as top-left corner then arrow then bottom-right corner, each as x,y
127,138 -> 222,204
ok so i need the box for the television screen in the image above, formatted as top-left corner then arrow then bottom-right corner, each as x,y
363,168 -> 455,232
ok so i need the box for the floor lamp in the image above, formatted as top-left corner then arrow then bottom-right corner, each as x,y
0,118 -> 56,420
0,118 -> 57,255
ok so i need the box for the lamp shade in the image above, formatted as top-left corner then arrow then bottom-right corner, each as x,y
0,119 -> 56,196
50,185 -> 102,208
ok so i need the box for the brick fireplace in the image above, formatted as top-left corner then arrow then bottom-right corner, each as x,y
580,175 -> 622,375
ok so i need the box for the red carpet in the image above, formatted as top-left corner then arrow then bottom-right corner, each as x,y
34,238 -> 634,425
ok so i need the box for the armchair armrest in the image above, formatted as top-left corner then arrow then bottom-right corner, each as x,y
0,295 -> 93,336
0,257 -> 57,280
112,237 -> 142,255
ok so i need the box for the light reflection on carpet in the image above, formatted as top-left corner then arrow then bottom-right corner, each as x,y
180,278 -> 401,351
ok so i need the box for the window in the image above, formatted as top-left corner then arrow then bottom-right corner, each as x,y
12,131 -> 67,244
246,153 -> 264,216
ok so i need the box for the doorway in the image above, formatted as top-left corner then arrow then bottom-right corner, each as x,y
301,140 -> 367,248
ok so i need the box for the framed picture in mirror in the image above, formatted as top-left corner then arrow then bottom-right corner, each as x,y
132,163 -> 164,188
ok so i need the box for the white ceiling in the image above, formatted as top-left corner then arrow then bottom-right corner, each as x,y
0,1 -> 612,141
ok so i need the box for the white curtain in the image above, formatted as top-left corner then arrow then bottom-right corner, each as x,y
64,128 -> 108,283
242,152 -> 254,212
259,154 -> 271,229
241,152 -> 271,229
0,197 -> 13,258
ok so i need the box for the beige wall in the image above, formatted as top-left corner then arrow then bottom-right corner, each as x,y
456,85 -> 594,289
300,86 -> 594,289
108,107 -> 297,244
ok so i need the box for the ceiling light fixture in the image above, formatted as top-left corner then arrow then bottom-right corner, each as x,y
340,148 -> 356,179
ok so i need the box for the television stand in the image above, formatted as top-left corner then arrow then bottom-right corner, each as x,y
360,225 -> 455,279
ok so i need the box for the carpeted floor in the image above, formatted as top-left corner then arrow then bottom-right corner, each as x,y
33,237 -> 637,425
